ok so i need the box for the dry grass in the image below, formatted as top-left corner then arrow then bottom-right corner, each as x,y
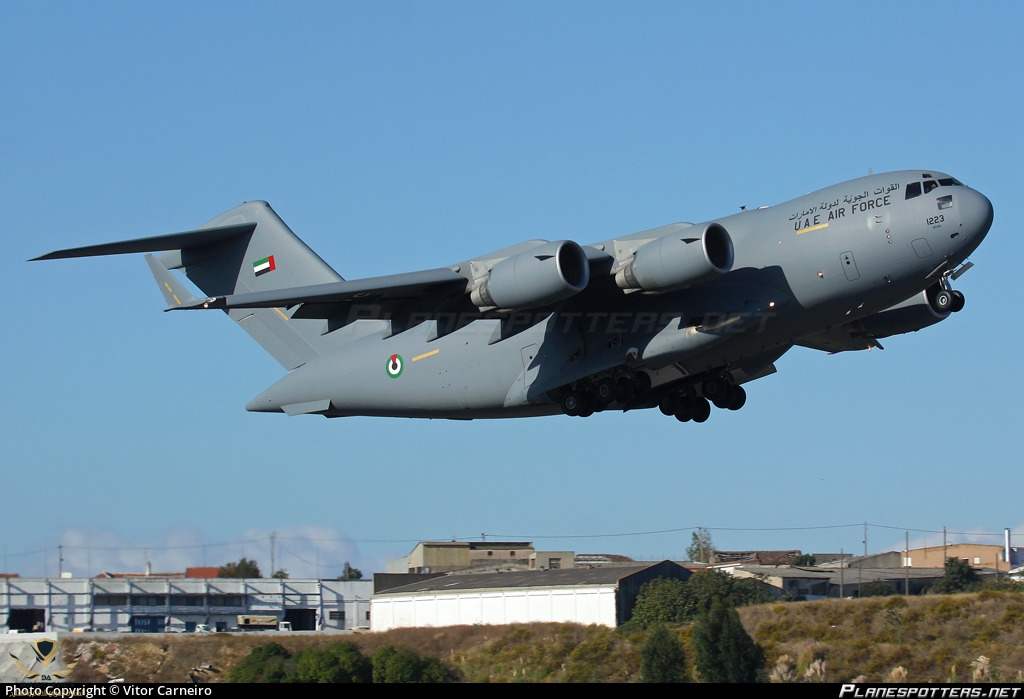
741,590 -> 1024,682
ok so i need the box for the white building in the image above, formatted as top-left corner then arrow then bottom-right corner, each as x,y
371,561 -> 689,631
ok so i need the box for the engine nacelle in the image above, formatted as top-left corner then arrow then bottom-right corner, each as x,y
859,288 -> 949,338
470,240 -> 590,310
615,222 -> 734,292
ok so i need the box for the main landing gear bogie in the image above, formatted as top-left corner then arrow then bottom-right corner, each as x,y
560,371 -> 747,422
560,371 -> 652,417
659,384 -> 745,424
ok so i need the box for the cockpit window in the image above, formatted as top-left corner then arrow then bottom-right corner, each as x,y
906,178 -> 963,201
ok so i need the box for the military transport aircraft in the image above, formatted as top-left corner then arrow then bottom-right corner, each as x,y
33,170 -> 992,423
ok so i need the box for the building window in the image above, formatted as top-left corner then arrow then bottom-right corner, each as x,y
510,551 -> 516,557
94,595 -> 128,606
548,558 -> 561,569
329,611 -> 345,620
131,596 -> 167,606
487,551 -> 493,557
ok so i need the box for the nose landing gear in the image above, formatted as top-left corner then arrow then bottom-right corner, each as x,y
932,287 -> 966,314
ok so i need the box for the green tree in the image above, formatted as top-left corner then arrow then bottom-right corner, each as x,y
218,557 -> 262,578
640,624 -> 687,683
860,580 -> 895,597
338,561 -> 363,581
931,557 -> 979,594
730,575 -> 774,608
790,553 -> 816,567
370,645 -> 449,683
295,642 -> 371,683
225,642 -> 296,683
418,656 -> 451,683
683,569 -> 735,618
630,571 -> 772,628
371,646 -> 419,683
687,527 -> 715,563
271,568 -> 289,579
630,577 -> 689,627
692,596 -> 764,683
978,576 -> 1023,592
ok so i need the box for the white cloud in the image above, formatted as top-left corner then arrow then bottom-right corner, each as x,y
8,526 -> 372,579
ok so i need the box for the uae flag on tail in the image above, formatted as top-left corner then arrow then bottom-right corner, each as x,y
253,255 -> 276,276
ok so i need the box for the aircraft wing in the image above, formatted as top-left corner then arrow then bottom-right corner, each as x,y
174,246 -> 616,320
173,268 -> 469,315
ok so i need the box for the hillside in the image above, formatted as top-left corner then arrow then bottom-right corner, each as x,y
63,590 -> 1024,683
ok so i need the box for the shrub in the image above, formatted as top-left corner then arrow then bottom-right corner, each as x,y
692,596 -> 764,682
371,644 -> 450,683
639,625 -> 686,683
225,642 -> 296,683
295,642 -> 370,683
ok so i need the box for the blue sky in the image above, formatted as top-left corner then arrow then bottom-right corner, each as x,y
2,2 -> 1020,579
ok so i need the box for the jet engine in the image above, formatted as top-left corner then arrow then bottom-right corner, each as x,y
615,222 -> 734,292
470,239 -> 590,310
858,287 -> 952,339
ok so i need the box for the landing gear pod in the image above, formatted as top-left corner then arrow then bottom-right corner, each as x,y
859,285 -> 962,339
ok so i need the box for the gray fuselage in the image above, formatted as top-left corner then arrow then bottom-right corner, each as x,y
247,170 -> 992,419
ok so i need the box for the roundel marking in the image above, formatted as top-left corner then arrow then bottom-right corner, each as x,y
386,353 -> 404,378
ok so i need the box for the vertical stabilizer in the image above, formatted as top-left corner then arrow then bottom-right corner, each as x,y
150,201 -> 343,370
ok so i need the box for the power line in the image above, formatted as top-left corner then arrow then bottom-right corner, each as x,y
3,523 -> 1020,568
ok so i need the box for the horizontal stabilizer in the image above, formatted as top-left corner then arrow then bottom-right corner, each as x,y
145,254 -> 198,309
30,223 -> 257,261
171,268 -> 468,311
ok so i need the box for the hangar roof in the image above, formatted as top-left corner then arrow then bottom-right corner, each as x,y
376,561 -> 686,595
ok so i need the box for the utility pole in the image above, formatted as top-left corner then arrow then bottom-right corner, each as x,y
905,531 -> 910,595
859,523 -> 866,596
840,548 -> 844,598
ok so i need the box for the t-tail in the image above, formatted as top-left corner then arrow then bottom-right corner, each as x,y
31,201 -> 342,370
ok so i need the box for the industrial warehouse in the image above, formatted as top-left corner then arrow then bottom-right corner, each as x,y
0,575 -> 371,633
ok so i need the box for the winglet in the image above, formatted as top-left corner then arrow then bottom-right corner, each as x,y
145,254 -> 198,310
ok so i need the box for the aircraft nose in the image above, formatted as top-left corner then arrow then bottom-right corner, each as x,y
959,188 -> 994,250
